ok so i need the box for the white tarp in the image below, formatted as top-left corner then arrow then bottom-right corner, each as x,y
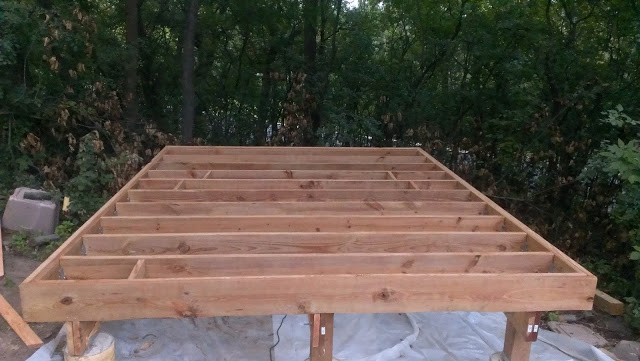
27,312 -> 613,361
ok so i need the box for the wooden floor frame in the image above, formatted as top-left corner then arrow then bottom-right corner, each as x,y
20,146 -> 596,360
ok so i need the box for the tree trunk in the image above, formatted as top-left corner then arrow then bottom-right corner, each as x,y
255,45 -> 277,145
302,0 -> 319,146
181,0 -> 199,143
124,0 -> 139,130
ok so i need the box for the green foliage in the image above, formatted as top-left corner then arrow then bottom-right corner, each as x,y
546,311 -> 559,322
10,230 -> 32,255
3,277 -> 16,288
55,220 -> 75,241
625,296 -> 640,330
6,221 -> 75,261
65,132 -> 114,223
581,108 -> 640,328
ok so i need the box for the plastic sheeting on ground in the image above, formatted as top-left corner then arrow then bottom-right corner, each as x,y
27,312 -> 614,361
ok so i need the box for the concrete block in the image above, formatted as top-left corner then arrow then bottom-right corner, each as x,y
2,188 -> 59,235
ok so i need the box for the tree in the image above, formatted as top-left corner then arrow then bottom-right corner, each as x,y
124,0 -> 139,130
181,0 -> 199,143
2,0 -> 640,328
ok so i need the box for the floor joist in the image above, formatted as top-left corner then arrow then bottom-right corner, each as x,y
98,215 -> 505,233
114,201 -> 488,216
145,169 -> 450,180
135,178 -> 460,190
127,189 -> 472,202
80,232 -> 528,255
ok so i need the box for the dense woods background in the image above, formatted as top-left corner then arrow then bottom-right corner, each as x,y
1,0 -> 640,325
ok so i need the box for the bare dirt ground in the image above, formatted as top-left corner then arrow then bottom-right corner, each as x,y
1,233 -> 62,361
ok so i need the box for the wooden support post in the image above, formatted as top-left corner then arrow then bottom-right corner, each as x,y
66,321 -> 101,356
501,312 -> 541,361
309,313 -> 334,361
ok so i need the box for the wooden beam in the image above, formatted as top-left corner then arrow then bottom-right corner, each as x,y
21,273 -> 597,322
115,201 -> 488,217
145,169 -> 448,180
164,146 -> 420,156
0,293 -> 43,348
412,180 -> 460,190
309,313 -> 333,361
81,232 -> 528,256
127,189 -> 472,202
154,162 -> 438,171
98,215 -> 505,233
593,290 -> 624,316
66,321 -> 101,356
161,154 -> 428,164
58,252 -> 554,279
136,179 -> 459,190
